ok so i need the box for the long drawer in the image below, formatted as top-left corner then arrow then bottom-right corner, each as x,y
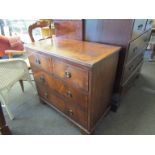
52,58 -> 89,91
37,84 -> 66,113
32,65 -> 88,109
121,61 -> 143,94
122,53 -> 143,83
126,32 -> 149,64
37,84 -> 88,128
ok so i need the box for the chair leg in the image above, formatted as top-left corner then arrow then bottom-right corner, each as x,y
28,80 -> 37,93
19,80 -> 24,92
0,93 -> 14,120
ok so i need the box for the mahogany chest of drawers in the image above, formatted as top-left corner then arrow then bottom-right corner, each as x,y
84,19 -> 153,108
25,38 -> 120,134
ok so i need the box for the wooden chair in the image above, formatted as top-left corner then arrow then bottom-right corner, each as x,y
28,19 -> 55,42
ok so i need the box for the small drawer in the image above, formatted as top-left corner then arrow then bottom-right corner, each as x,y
37,85 -> 66,112
29,52 -> 52,72
122,53 -> 143,83
132,19 -> 147,40
66,102 -> 88,128
52,58 -> 89,91
126,34 -> 145,63
32,66 -> 88,108
145,19 -> 153,31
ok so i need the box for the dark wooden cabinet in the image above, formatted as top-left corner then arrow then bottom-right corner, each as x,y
83,19 -> 153,102
25,38 -> 120,134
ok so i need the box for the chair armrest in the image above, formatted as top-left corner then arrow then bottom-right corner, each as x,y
0,59 -> 28,71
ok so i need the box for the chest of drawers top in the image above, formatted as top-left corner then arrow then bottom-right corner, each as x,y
25,38 -> 121,67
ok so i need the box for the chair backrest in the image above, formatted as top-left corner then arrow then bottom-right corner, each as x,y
28,19 -> 55,42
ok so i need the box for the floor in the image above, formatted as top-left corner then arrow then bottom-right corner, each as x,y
3,51 -> 155,135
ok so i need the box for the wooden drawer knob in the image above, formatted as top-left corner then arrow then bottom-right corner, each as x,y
149,20 -> 153,25
39,75 -> 45,83
137,24 -> 143,30
144,38 -> 147,42
44,92 -> 48,99
36,58 -> 41,64
133,47 -> 138,53
68,109 -> 73,116
128,65 -> 134,71
66,91 -> 72,98
65,71 -> 71,78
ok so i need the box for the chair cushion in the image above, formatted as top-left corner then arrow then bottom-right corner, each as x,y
0,68 -> 25,90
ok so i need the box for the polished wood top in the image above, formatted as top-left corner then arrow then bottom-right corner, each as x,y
25,37 -> 121,67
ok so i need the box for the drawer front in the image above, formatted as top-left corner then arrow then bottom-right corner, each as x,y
32,66 -> 88,109
52,59 -> 89,91
122,61 -> 143,91
132,19 -> 147,40
126,34 -> 145,63
37,85 -> 66,112
37,84 -> 88,128
145,19 -> 153,31
122,53 -> 143,83
66,102 -> 88,128
29,52 -> 52,72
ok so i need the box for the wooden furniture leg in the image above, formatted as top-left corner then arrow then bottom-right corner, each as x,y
151,44 -> 155,59
19,80 -> 24,92
0,102 -> 11,135
8,53 -> 13,59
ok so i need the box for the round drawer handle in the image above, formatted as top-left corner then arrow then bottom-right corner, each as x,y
36,58 -> 41,64
39,75 -> 45,83
66,91 -> 72,98
149,20 -> 153,25
68,109 -> 73,116
144,39 -> 147,42
129,65 -> 133,71
133,47 -> 138,53
44,92 -> 48,99
65,71 -> 71,78
137,24 -> 143,30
